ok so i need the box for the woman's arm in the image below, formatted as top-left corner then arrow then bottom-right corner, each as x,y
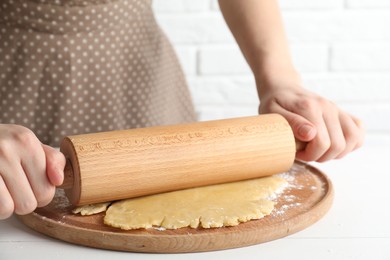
218,0 -> 365,162
219,0 -> 297,94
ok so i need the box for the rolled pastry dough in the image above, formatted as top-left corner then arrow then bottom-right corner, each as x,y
72,202 -> 111,216
104,176 -> 286,230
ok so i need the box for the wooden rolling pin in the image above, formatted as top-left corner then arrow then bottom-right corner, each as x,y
60,114 -> 297,206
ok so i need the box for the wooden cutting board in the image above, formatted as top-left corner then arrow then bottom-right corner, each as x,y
18,161 -> 333,253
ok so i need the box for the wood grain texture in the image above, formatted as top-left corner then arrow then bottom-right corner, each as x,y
18,161 -> 334,253
59,114 -> 296,205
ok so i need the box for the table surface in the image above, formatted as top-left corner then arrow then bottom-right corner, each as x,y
1,135 -> 389,260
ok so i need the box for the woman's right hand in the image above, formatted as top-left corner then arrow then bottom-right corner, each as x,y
0,124 -> 66,219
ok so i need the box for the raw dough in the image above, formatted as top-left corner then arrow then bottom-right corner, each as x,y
72,202 -> 111,216
104,176 -> 287,230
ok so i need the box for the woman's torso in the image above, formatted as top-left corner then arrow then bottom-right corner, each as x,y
0,0 -> 197,146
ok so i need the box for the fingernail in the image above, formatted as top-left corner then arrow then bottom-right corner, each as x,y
298,124 -> 314,137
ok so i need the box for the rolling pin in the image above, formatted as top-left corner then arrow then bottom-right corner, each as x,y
60,114 -> 298,206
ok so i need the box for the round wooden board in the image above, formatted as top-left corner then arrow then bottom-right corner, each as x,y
18,161 -> 333,253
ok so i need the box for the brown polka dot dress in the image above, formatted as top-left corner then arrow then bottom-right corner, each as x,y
0,0 -> 197,146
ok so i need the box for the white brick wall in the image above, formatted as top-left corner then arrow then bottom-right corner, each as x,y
153,0 -> 390,140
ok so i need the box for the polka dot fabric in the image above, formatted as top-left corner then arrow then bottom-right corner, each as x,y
0,0 -> 197,146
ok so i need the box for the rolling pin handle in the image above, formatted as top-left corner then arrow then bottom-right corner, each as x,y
60,159 -> 74,190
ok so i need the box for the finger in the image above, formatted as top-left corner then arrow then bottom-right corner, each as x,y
286,113 -> 317,142
336,113 -> 362,159
0,176 -> 14,219
42,144 -> 66,186
21,145 -> 55,208
267,100 -> 329,161
317,110 -> 346,162
296,117 -> 330,162
289,104 -> 330,162
1,161 -> 37,215
350,115 -> 365,150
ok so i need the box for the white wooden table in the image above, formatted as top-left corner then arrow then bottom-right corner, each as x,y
1,135 -> 389,260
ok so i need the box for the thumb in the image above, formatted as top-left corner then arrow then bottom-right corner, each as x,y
282,112 -> 317,142
41,144 -> 66,186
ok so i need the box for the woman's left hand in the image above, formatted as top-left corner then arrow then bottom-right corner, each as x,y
258,84 -> 365,162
